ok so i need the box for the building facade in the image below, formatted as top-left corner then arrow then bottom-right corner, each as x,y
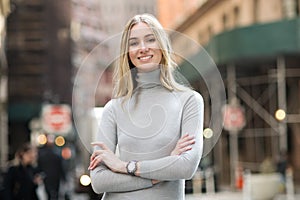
157,0 -> 207,30
6,0 -> 72,159
167,0 -> 300,187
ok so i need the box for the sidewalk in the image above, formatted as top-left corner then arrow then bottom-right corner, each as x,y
186,192 -> 300,200
186,192 -> 242,200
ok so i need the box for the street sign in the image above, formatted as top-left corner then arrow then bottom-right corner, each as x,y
41,104 -> 72,135
223,104 -> 246,132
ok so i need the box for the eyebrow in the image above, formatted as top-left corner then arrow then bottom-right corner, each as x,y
129,33 -> 155,41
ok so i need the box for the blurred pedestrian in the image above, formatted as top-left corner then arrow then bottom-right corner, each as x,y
276,150 -> 288,182
2,143 -> 43,200
38,135 -> 66,200
88,13 -> 204,200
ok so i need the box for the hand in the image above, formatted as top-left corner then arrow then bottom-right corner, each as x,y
151,179 -> 160,185
33,174 -> 44,185
171,133 -> 195,156
88,142 -> 127,173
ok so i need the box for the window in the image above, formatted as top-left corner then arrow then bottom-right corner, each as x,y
222,14 -> 228,30
233,6 -> 240,27
253,0 -> 259,23
207,25 -> 213,40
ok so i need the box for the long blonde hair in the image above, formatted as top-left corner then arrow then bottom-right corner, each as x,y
113,13 -> 184,100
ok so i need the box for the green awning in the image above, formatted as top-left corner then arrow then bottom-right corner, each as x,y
9,103 -> 41,121
179,17 -> 300,81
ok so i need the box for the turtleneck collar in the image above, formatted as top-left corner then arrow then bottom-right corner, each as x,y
135,68 -> 161,89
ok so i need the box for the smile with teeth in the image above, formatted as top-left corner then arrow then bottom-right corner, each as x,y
139,55 -> 153,61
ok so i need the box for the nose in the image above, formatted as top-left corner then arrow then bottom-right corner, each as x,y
139,41 -> 149,52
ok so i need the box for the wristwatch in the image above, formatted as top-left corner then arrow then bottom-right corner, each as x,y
126,160 -> 138,176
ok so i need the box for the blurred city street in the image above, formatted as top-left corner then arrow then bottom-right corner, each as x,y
186,192 -> 300,200
1,0 -> 300,200
68,191 -> 300,200
68,192 -> 244,200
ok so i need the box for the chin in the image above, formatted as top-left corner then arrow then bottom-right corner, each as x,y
137,64 -> 159,72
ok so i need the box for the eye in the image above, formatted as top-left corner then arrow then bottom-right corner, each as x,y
146,37 -> 156,43
129,40 -> 139,47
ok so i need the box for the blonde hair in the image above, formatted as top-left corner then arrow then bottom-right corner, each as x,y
113,13 -> 184,100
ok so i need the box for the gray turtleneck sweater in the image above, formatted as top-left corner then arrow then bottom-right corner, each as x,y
90,69 -> 204,200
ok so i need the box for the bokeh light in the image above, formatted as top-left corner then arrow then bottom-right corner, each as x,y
55,136 -> 65,146
80,174 -> 91,186
275,109 -> 286,121
61,147 -> 72,160
37,134 -> 47,145
203,128 -> 213,139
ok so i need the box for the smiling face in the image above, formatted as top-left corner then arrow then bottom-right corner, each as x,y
128,22 -> 162,72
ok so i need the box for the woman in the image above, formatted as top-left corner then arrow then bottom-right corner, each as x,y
89,13 -> 204,200
3,143 -> 43,200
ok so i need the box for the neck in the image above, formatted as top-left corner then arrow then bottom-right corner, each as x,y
135,68 -> 161,89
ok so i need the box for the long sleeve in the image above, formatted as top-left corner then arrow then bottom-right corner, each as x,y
91,69 -> 205,199
90,100 -> 153,194
138,92 -> 204,180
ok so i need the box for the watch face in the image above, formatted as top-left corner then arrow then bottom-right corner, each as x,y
128,162 -> 135,171
127,161 -> 137,175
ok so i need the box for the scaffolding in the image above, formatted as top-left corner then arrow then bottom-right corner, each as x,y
218,56 -> 300,187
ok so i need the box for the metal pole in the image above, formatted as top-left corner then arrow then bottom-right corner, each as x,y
229,132 -> 238,189
0,110 -> 8,170
0,41 -> 8,171
227,64 -> 239,189
277,56 -> 287,151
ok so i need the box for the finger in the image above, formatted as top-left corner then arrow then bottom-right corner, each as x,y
88,163 -> 97,170
186,134 -> 195,140
88,156 -> 102,170
181,133 -> 190,139
90,154 -> 98,162
177,146 -> 192,155
179,134 -> 194,143
88,157 -> 99,169
90,155 -> 94,161
88,163 -> 94,170
88,161 -> 96,170
90,151 -> 98,161
181,139 -> 195,147
184,146 -> 192,152
90,149 -> 104,161
179,138 -> 195,148
91,142 -> 109,150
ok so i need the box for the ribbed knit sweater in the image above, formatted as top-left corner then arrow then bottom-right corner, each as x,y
90,69 -> 204,200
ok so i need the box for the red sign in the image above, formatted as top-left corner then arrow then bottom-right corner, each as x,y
223,104 -> 246,132
42,104 -> 71,134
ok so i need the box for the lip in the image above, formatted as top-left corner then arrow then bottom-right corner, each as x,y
138,55 -> 153,61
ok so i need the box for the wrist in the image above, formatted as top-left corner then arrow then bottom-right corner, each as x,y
112,161 -> 127,174
120,161 -> 127,174
126,160 -> 138,176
